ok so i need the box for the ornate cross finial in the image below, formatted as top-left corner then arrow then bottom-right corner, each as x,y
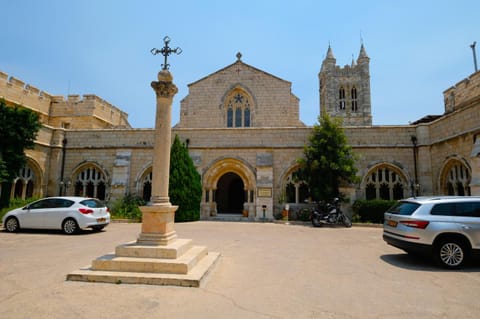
151,36 -> 182,70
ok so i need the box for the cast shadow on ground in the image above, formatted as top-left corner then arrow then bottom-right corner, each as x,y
1,228 -> 105,236
380,253 -> 480,272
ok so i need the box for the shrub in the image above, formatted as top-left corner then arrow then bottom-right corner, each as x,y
109,194 -> 145,221
169,135 -> 202,222
352,199 -> 397,224
294,208 -> 312,222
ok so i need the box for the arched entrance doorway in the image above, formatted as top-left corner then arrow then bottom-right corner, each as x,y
216,172 -> 245,214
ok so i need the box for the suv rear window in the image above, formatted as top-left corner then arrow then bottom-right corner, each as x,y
387,201 -> 420,216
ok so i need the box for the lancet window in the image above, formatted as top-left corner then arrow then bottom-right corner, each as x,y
284,171 -> 309,204
365,166 -> 406,200
339,87 -> 346,110
74,166 -> 107,200
444,161 -> 471,196
12,165 -> 35,199
351,86 -> 358,111
141,170 -> 153,202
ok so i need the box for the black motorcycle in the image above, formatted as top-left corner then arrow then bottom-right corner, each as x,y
311,198 -> 352,228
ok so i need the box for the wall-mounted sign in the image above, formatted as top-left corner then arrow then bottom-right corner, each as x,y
257,187 -> 272,198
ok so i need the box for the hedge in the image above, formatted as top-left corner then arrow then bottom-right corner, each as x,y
351,199 -> 397,224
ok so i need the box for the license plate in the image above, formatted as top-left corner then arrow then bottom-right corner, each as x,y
386,220 -> 398,227
97,218 -> 106,223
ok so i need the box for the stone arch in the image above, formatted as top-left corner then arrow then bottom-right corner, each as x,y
71,162 -> 109,200
201,157 -> 256,217
438,156 -> 471,196
361,162 -> 409,200
203,157 -> 256,190
11,157 -> 43,200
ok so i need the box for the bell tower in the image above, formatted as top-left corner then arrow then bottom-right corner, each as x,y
319,44 -> 372,126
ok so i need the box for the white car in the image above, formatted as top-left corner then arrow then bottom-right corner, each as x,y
2,196 -> 110,235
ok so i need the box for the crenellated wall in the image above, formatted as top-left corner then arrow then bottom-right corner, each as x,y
49,94 -> 131,129
443,70 -> 480,113
0,71 -> 131,129
0,71 -> 53,123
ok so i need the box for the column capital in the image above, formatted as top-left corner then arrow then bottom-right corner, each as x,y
151,69 -> 178,98
151,80 -> 178,98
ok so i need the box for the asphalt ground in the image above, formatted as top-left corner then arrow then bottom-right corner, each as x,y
1,221 -> 479,319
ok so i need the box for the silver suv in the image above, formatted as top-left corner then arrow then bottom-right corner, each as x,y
383,196 -> 480,269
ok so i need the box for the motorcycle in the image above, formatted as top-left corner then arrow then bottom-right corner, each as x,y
311,198 -> 352,228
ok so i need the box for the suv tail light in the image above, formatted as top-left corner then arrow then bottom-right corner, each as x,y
400,220 -> 429,229
79,208 -> 94,214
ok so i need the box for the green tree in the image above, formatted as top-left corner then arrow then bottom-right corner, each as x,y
297,114 -> 358,202
169,135 -> 202,222
0,99 -> 41,207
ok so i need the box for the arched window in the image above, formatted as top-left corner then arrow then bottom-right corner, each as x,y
12,165 -> 36,199
443,161 -> 470,196
351,87 -> 358,111
74,166 -> 107,200
364,166 -> 407,200
141,170 -> 152,202
224,90 -> 252,127
339,87 -> 346,110
284,170 -> 308,204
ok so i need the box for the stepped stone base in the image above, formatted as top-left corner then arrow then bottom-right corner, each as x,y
67,238 -> 220,287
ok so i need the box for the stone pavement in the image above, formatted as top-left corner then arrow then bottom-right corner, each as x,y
1,221 -> 479,318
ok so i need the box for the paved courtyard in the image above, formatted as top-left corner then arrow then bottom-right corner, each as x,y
1,221 -> 479,318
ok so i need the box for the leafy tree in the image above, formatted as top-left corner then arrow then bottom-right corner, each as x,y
297,114 -> 358,202
0,99 -> 41,208
169,135 -> 202,222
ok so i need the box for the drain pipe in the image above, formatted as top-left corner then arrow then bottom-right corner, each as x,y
59,138 -> 67,196
411,135 -> 419,197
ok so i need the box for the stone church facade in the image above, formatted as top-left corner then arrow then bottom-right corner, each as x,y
2,45 -> 480,219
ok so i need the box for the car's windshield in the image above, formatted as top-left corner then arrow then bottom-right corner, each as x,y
387,201 -> 420,216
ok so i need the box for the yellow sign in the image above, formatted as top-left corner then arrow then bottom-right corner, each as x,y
257,188 -> 272,198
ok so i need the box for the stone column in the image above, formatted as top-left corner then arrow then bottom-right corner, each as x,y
137,69 -> 179,245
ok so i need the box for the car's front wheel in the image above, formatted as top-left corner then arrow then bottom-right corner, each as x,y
434,238 -> 468,269
4,217 -> 20,232
62,218 -> 79,235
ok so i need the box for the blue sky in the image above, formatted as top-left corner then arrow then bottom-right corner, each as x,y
1,0 -> 479,128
